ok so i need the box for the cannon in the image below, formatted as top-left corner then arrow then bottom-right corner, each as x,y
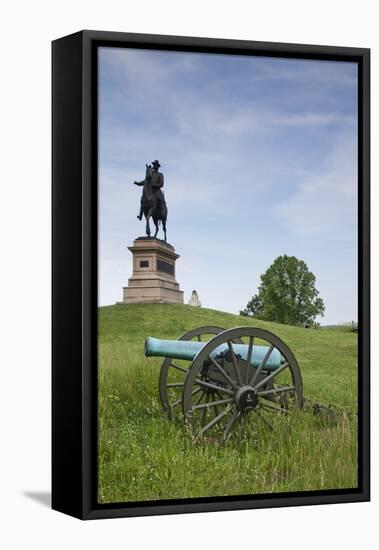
145,326 -> 303,442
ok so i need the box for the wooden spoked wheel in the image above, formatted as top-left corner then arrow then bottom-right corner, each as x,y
159,326 -> 226,420
181,327 -> 303,443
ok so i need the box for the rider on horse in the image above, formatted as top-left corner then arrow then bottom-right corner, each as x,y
135,160 -> 166,220
134,160 -> 168,241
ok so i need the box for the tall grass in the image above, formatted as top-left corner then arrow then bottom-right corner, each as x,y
98,304 -> 358,503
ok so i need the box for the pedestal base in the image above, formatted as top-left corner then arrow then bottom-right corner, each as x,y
122,238 -> 184,305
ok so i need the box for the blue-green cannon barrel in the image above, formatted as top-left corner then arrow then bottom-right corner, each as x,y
145,337 -> 282,370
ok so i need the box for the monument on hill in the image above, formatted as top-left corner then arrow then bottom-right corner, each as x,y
188,290 -> 201,307
122,160 -> 184,305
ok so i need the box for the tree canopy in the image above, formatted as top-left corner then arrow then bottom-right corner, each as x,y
240,255 -> 325,327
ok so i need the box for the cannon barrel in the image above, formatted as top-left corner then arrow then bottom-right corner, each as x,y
145,337 -> 282,370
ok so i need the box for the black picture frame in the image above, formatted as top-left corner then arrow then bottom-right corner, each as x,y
52,30 -> 370,520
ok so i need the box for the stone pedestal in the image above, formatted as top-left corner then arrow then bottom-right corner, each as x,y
122,238 -> 184,304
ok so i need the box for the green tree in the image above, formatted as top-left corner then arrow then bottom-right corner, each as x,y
241,255 -> 325,326
240,295 -> 263,318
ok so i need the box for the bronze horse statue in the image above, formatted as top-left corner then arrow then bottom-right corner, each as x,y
134,164 -> 168,241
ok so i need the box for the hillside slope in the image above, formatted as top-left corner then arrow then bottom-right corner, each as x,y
99,303 -> 357,407
98,303 -> 358,503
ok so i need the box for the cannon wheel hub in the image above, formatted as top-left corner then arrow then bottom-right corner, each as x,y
234,385 -> 258,411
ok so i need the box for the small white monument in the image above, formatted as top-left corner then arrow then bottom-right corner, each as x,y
188,290 -> 201,307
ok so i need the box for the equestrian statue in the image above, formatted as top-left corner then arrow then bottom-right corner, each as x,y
134,159 -> 168,241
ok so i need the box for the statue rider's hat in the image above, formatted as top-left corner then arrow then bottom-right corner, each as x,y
152,159 -> 161,167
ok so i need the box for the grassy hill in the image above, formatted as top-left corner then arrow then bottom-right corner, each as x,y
98,303 -> 358,504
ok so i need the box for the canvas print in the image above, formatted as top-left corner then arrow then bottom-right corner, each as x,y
97,46 -> 358,504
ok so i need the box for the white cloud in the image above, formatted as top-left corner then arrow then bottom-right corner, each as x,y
254,58 -> 357,88
172,101 -> 350,144
274,133 -> 357,239
100,47 -> 198,89
271,111 -> 353,128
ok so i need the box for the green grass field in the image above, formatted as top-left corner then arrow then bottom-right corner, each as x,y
98,304 -> 358,503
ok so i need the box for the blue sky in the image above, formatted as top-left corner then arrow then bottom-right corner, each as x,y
98,47 -> 358,325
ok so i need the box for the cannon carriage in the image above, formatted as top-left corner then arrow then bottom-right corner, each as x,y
145,326 -> 303,442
